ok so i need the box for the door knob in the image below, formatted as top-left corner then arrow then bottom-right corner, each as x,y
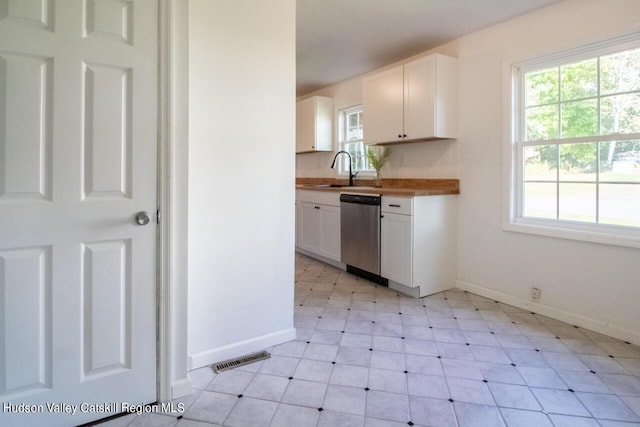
135,211 -> 151,226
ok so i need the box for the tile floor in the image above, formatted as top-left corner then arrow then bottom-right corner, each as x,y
101,254 -> 640,426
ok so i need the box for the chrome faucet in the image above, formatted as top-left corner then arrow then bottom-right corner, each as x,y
331,150 -> 355,186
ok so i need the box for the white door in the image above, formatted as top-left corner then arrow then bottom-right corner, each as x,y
0,1 -> 158,426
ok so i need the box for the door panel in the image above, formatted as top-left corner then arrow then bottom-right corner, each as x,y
0,1 -> 158,425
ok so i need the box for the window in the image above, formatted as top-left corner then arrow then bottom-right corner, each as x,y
509,35 -> 640,247
337,105 -> 374,175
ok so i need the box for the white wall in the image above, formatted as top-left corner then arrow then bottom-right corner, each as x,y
187,0 -> 296,368
455,0 -> 640,344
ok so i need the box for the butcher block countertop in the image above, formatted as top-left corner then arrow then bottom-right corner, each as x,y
296,178 -> 459,196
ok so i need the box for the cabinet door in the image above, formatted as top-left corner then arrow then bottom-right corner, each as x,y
404,55 -> 435,140
319,205 -> 340,261
381,212 -> 413,287
296,97 -> 315,153
299,202 -> 321,253
363,65 -> 404,144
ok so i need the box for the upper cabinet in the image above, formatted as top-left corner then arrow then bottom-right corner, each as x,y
363,54 -> 457,145
296,96 -> 334,153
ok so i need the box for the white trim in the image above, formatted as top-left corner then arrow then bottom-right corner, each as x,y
456,280 -> 640,346
157,0 -> 171,403
188,328 -> 297,370
295,248 -> 346,270
171,378 -> 192,400
158,0 -> 191,402
504,32 -> 640,249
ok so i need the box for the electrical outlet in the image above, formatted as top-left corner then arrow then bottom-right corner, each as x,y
530,287 -> 541,300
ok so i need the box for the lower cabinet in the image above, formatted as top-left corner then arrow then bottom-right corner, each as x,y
296,190 -> 341,263
381,211 -> 413,286
381,195 -> 456,297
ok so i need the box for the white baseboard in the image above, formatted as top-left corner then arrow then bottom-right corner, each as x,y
188,328 -> 297,370
295,248 -> 345,270
456,280 -> 640,346
171,377 -> 192,400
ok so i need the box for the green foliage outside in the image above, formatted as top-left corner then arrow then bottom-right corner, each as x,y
524,48 -> 640,175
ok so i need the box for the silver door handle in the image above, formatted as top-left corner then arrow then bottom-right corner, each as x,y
135,211 -> 151,226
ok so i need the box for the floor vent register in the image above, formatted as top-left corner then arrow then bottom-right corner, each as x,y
211,351 -> 271,373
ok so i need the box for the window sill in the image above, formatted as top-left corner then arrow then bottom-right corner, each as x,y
504,218 -> 640,249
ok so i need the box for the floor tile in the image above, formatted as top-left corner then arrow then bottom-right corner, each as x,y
488,382 -> 541,410
598,373 -> 640,396
530,388 -> 590,416
441,358 -> 483,380
370,350 -> 406,371
365,390 -> 410,423
556,369 -> 612,393
269,404 -> 319,427
280,379 -> 327,408
242,373 -> 289,401
303,342 -> 339,362
205,370 -> 254,395
271,340 -> 308,358
258,355 -> 300,378
621,395 -> 640,418
499,407 -> 553,426
447,377 -> 495,406
453,401 -> 505,427
323,384 -> 367,416
407,373 -> 449,399
364,417 -> 409,427
547,414 -> 601,427
405,354 -> 443,376
318,410 -> 365,427
183,391 -> 237,424
517,366 -> 567,389
368,368 -> 407,394
408,396 -> 457,427
126,413 -> 178,427
175,419 -> 217,427
294,359 -> 334,383
335,347 -> 372,367
330,364 -> 369,388
478,362 -> 526,385
576,392 -> 640,422
404,338 -> 439,356
223,397 -> 277,427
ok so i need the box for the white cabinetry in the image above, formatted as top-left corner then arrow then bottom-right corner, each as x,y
296,96 -> 333,153
381,195 -> 456,297
363,54 -> 457,145
296,190 -> 341,262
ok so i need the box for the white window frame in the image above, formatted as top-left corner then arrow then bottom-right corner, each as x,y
337,105 -> 375,176
505,33 -> 640,249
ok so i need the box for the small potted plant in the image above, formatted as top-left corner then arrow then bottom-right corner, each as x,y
366,146 -> 390,187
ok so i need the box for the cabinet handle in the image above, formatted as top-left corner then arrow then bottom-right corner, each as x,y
381,215 -> 384,218
314,206 -> 320,210
397,134 -> 402,138
403,134 -> 407,138
389,204 -> 401,208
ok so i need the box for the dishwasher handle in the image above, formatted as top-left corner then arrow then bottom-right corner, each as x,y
340,194 -> 381,205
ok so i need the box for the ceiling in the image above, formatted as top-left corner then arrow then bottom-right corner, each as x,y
296,0 -> 561,95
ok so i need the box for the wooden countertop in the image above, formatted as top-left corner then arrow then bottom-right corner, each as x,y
296,178 -> 459,196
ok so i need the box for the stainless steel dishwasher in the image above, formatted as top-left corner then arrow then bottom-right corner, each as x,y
340,193 -> 387,284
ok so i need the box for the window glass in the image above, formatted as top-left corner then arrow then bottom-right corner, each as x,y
513,38 -> 640,239
338,106 -> 373,174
